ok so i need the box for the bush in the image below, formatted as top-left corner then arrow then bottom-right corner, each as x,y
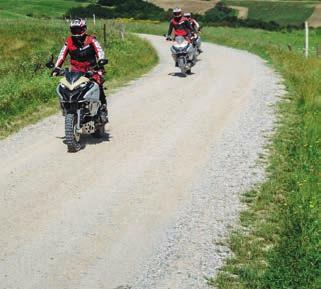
67,0 -> 167,21
98,0 -> 117,6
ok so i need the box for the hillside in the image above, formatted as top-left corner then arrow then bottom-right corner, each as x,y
0,0 -> 92,19
225,0 -> 315,25
146,0 -> 218,13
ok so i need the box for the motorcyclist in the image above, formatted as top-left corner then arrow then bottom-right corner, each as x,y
166,8 -> 195,40
184,12 -> 202,53
184,12 -> 200,32
52,18 -> 108,122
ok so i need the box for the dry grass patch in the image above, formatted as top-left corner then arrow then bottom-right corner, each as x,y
147,0 -> 218,14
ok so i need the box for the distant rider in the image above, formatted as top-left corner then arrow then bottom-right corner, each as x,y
166,8 -> 195,40
52,18 -> 108,122
184,12 -> 202,53
184,12 -> 200,32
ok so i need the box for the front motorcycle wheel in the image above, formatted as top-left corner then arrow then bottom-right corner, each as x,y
65,113 -> 81,152
178,57 -> 187,76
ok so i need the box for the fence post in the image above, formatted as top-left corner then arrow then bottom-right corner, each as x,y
316,44 -> 321,57
305,21 -> 309,58
287,44 -> 292,52
93,14 -> 96,27
103,23 -> 107,45
120,23 -> 125,41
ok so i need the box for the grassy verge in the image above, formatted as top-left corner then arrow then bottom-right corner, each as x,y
0,20 -> 158,138
211,44 -> 321,289
126,21 -> 321,288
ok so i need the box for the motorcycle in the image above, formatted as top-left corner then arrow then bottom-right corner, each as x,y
167,35 -> 197,76
192,33 -> 202,54
46,57 -> 108,152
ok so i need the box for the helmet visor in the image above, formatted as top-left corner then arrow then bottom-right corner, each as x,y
173,12 -> 181,17
70,26 -> 85,35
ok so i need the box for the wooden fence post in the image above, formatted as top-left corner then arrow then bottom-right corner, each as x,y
120,23 -> 125,41
287,44 -> 292,52
316,44 -> 321,57
305,21 -> 309,58
103,23 -> 107,45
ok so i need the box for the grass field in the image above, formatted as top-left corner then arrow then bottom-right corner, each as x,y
127,21 -> 321,54
0,19 -> 158,138
225,1 -> 315,25
126,21 -> 321,289
0,0 -> 93,19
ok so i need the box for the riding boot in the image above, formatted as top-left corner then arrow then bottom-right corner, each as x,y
99,86 -> 108,124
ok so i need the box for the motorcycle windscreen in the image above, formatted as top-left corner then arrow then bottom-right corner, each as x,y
175,36 -> 185,44
65,71 -> 83,85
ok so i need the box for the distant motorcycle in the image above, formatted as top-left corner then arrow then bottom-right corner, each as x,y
46,57 -> 108,152
166,35 -> 197,76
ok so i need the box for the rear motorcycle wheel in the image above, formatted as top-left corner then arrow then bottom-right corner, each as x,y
65,113 -> 81,152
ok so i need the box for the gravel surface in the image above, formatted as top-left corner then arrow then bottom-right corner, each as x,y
0,35 -> 284,289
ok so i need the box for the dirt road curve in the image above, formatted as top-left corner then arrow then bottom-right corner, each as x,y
0,35 -> 283,289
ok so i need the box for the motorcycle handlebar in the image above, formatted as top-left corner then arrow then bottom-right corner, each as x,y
51,66 -> 104,78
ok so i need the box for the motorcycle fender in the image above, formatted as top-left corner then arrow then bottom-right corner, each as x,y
178,56 -> 186,67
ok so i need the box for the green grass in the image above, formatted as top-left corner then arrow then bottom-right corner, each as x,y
225,1 -> 315,26
0,0 -> 93,19
0,19 -> 158,138
127,21 -> 321,54
201,26 -> 321,289
126,21 -> 321,289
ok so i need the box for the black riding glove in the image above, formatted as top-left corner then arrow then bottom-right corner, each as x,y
98,59 -> 108,69
51,67 -> 61,77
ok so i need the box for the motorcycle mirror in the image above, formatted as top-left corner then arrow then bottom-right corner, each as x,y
45,54 -> 55,69
46,62 -> 54,69
99,59 -> 108,66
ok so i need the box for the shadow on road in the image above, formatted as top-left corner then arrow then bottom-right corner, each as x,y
58,130 -> 111,151
168,72 -> 195,78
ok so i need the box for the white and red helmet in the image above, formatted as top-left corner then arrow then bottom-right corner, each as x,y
173,8 -> 182,18
184,12 -> 192,19
70,18 -> 87,37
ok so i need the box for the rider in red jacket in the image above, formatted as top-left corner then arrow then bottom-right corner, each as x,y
52,18 -> 108,118
184,12 -> 200,32
167,8 -> 195,39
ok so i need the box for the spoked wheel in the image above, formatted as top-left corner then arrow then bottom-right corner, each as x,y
65,113 -> 81,152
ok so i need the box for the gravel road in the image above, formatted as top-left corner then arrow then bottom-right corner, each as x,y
0,35 -> 284,289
